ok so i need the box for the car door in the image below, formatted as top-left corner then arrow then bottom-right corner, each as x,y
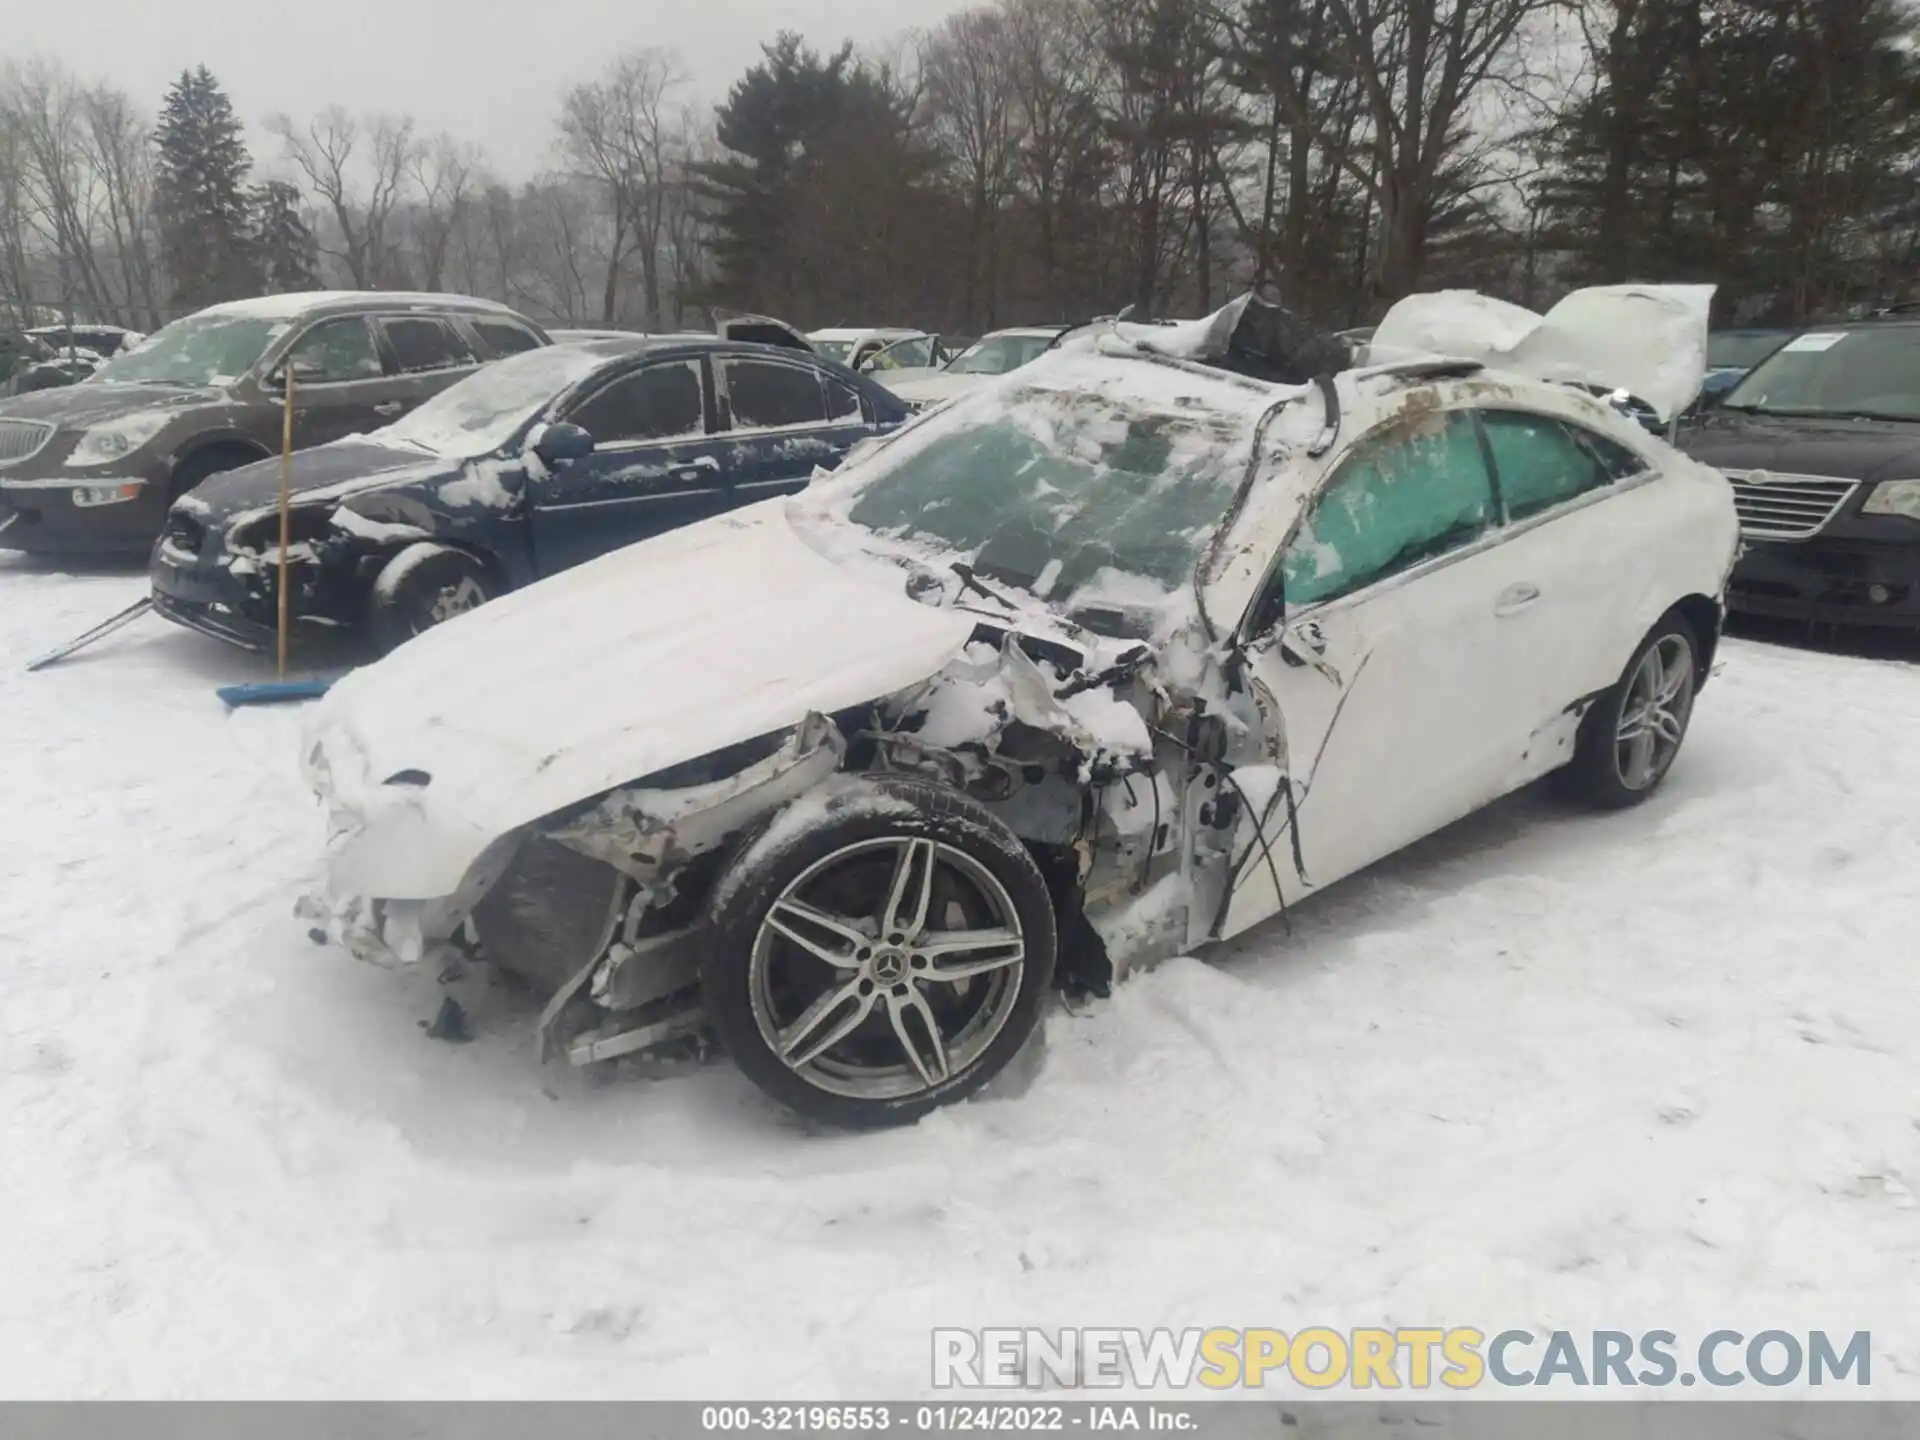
712,353 -> 874,502
276,315 -> 397,448
527,355 -> 731,575
1220,404 -> 1517,938
1473,406 -> 1671,778
368,312 -> 483,426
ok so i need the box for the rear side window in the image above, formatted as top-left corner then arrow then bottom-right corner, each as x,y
1279,411 -> 1495,609
284,316 -> 384,383
568,360 -> 706,444
379,316 -> 475,374
470,318 -> 543,358
723,359 -> 828,429
1582,427 -> 1648,481
826,377 -> 863,422
1478,410 -> 1620,522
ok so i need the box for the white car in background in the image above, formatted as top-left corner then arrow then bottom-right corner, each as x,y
808,328 -> 945,373
302,284 -> 1736,1130
875,325 -> 1071,409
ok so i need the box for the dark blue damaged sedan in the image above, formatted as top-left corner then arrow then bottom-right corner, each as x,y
150,328 -> 908,653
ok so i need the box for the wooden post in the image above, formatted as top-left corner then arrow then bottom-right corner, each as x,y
276,369 -> 296,679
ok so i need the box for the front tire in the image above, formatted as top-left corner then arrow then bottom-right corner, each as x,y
367,543 -> 495,654
702,776 -> 1057,1127
167,446 -> 259,502
1566,613 -> 1700,810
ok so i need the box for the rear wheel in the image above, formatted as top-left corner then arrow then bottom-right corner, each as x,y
367,543 -> 496,654
1566,614 -> 1700,809
702,777 -> 1057,1127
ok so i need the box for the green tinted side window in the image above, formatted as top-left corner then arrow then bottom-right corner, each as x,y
1480,410 -> 1612,522
1280,411 -> 1494,609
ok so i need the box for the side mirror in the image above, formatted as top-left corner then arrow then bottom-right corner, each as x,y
534,421 -> 595,466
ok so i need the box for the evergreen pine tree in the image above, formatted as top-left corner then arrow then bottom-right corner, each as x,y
249,181 -> 320,293
153,66 -> 259,307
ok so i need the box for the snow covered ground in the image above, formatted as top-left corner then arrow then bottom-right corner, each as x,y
3,556 -> 1918,1400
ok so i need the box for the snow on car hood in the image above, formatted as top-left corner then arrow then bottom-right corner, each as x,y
878,371 -> 991,405
305,499 -> 978,874
1371,284 -> 1715,421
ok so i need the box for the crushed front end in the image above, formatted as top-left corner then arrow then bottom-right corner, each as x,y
301,620 -> 1280,1069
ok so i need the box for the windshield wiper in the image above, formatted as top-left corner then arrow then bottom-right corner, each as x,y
1723,403 -> 1920,423
949,562 -> 1019,611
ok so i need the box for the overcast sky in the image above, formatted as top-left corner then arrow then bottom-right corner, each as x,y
14,0 -> 977,179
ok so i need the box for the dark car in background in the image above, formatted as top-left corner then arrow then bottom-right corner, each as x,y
26,324 -> 145,359
0,291 -> 550,555
151,330 -> 908,653
0,330 -> 57,392
5,324 -> 149,395
1702,327 -> 1797,402
1682,318 -> 1920,629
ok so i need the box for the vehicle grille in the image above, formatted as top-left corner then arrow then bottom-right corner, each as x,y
1720,470 -> 1858,541
0,419 -> 55,466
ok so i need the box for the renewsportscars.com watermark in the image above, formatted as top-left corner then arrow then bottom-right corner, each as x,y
932,1328 -> 1872,1391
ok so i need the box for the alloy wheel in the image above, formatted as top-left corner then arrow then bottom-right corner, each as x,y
747,836 -> 1027,1101
1614,634 -> 1696,791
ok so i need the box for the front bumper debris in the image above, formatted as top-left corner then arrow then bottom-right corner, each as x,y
308,713 -> 850,1066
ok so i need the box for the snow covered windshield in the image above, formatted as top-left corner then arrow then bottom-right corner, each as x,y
1722,326 -> 1920,421
797,360 -> 1268,626
90,314 -> 278,387
380,344 -> 616,458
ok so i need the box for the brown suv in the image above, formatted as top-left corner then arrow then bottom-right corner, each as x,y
0,291 -> 551,555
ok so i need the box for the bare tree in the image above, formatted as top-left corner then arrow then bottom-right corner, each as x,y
558,48 -> 687,325
923,9 -> 1022,329
1003,0 -> 1110,313
518,177 -> 598,323
78,84 -> 160,326
660,105 -> 716,324
1315,0 -> 1562,298
269,107 -> 419,287
407,133 -> 480,290
0,61 -> 123,322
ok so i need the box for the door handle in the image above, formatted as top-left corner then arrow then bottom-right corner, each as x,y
1495,582 -> 1542,615
372,401 -> 405,416
671,456 -> 721,483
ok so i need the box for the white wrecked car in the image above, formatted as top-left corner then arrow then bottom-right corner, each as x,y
301,286 -> 1738,1127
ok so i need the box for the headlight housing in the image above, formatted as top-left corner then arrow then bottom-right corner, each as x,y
1863,479 -> 1920,520
67,410 -> 172,466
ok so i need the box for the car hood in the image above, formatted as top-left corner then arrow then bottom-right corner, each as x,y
1371,283 -> 1713,421
182,438 -> 460,525
871,366 -> 944,388
0,381 -> 225,428
880,371 -> 991,404
304,498 -> 980,874
1681,410 -> 1920,482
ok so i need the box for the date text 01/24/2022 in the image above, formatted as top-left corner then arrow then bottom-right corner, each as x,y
699,1406 -> 1198,1432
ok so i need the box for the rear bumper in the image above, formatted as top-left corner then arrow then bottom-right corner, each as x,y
1728,537 -> 1920,629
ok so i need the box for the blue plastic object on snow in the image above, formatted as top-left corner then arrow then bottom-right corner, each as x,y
216,679 -> 335,707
